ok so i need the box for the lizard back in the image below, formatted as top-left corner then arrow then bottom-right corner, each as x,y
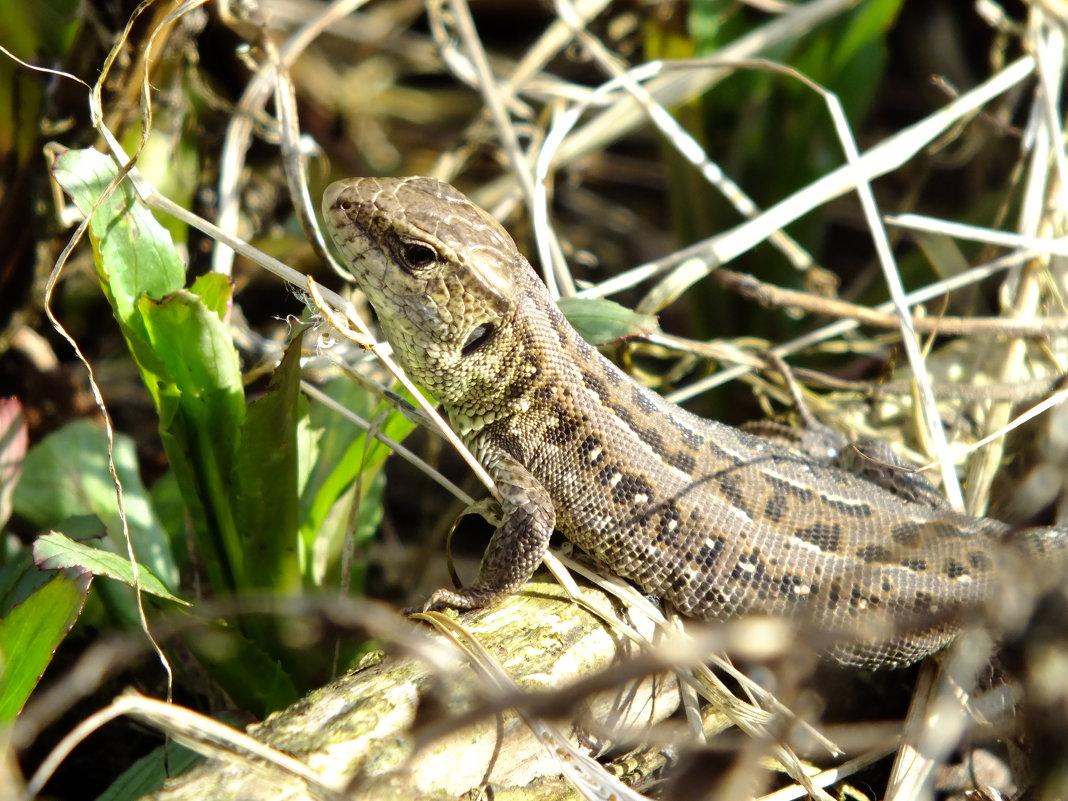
323,175 -> 1068,669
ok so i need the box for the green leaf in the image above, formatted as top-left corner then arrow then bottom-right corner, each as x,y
911,229 -> 970,281
53,150 -> 246,598
0,549 -> 51,618
0,0 -> 81,60
12,420 -> 178,591
232,333 -> 303,593
557,296 -> 658,345
180,626 -> 299,717
95,739 -> 202,801
138,285 -> 246,592
148,471 -> 189,574
52,148 -> 184,336
138,287 -> 244,453
300,376 -> 413,587
33,532 -> 187,604
310,471 -> 384,594
0,569 -> 91,723
0,1 -> 81,166
830,0 -> 906,75
189,271 -> 233,320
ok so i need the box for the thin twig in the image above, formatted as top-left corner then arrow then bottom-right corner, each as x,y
714,268 -> 1068,337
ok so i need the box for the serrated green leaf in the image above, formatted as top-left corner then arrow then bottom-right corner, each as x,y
33,532 -> 187,604
189,272 -> 233,320
557,296 -> 658,345
52,148 -> 184,333
0,569 -> 91,723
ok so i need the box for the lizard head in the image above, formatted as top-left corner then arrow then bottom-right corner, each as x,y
323,176 -> 532,414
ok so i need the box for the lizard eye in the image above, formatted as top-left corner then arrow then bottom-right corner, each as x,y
398,240 -> 438,270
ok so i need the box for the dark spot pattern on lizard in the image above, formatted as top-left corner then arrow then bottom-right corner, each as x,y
631,387 -> 658,415
763,474 -> 815,506
652,502 -> 683,544
695,536 -> 725,568
793,522 -> 842,552
608,402 -> 673,461
323,175 -> 1068,671
633,425 -> 667,455
548,309 -> 572,349
731,552 -> 768,585
581,371 -> 612,405
849,585 -> 878,609
573,335 -> 595,361
595,465 -> 622,487
819,494 -> 874,519
714,474 -> 753,518
669,417 -> 705,450
763,493 -> 788,523
546,405 -> 579,444
968,551 -> 991,570
826,581 -> 843,609
945,560 -> 968,579
610,473 -> 653,507
706,439 -> 742,466
856,545 -> 892,563
663,449 -> 697,476
891,522 -> 923,546
601,363 -> 623,386
578,434 -> 604,465
912,591 -> 935,613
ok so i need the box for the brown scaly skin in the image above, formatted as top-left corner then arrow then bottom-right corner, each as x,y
322,176 -> 1068,669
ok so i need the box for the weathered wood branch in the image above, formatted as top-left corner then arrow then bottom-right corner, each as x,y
143,581 -> 680,801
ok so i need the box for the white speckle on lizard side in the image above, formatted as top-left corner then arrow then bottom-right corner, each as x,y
792,538 -> 825,555
726,504 -> 754,525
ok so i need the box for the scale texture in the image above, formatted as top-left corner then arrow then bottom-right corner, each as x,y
323,176 -> 1067,669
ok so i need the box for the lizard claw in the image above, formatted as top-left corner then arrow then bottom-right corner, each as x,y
403,586 -> 495,617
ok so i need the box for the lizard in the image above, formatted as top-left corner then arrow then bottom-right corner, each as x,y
322,175 -> 1068,670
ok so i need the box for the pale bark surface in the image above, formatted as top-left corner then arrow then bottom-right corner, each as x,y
143,581 -> 679,801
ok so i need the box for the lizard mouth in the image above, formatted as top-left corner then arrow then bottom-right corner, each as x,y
461,323 -> 496,355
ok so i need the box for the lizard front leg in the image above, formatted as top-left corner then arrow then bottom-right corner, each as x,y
422,448 -> 556,612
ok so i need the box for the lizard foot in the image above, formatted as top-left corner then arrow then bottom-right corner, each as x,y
403,586 -> 500,617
